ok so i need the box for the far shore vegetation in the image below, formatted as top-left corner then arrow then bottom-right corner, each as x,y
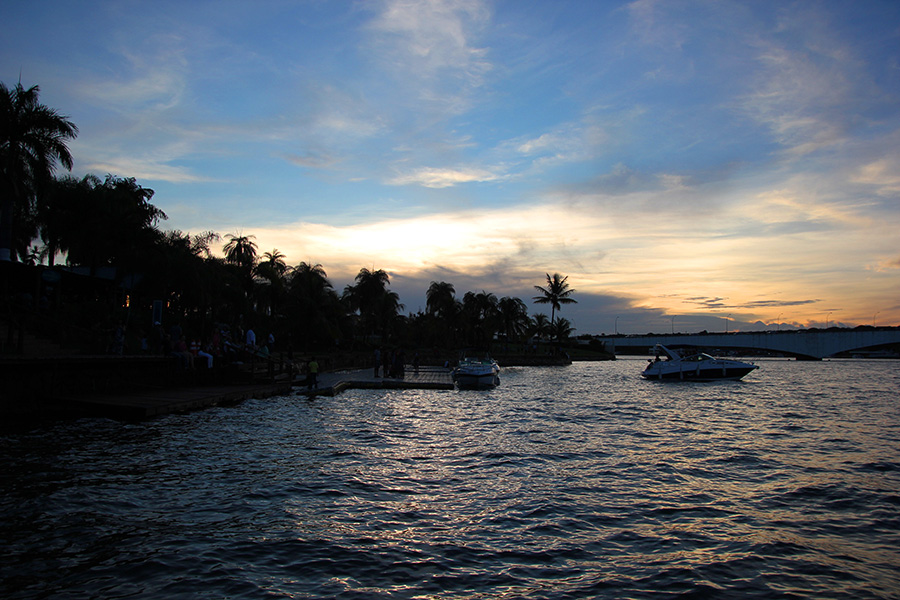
2,81 -> 607,363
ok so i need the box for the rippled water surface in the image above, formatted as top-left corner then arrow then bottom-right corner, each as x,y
3,359 -> 900,599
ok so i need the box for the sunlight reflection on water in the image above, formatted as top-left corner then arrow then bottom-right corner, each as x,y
1,359 -> 899,598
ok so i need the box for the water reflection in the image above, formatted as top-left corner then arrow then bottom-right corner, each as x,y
2,359 -> 899,598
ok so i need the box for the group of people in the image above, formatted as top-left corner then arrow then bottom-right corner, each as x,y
227,326 -> 276,359
372,347 -> 419,379
139,323 -> 431,389
143,321 -> 278,370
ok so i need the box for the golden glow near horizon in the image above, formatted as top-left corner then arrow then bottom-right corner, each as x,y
234,184 -> 899,330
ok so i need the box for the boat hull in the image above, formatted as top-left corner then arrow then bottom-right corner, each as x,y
453,362 -> 500,389
455,371 -> 501,389
642,361 -> 758,381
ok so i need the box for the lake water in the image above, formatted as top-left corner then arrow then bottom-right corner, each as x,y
2,359 -> 899,599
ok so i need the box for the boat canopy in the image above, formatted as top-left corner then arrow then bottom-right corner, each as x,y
654,344 -> 714,362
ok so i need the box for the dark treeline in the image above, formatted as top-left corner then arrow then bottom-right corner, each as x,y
2,81 -> 579,359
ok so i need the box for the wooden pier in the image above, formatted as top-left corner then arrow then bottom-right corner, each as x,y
2,353 -> 459,424
1,352 -> 295,422
64,366 -> 454,419
54,366 -> 454,419
63,381 -> 293,419
297,365 -> 455,397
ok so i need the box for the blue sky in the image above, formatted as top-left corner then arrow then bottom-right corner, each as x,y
3,0 -> 899,334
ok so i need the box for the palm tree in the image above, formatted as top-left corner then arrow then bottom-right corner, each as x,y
221,233 -> 258,310
290,261 -> 330,294
259,249 -> 287,277
550,317 -> 575,342
343,267 -> 394,334
151,230 -> 217,330
498,296 -> 530,343
100,175 -> 164,271
426,281 -> 456,318
425,281 -> 461,347
373,288 -> 405,340
1,82 -> 78,262
463,290 -> 498,321
190,231 -> 220,259
532,273 -> 577,340
37,175 -> 81,266
61,174 -> 165,276
462,290 -> 499,348
530,313 -> 551,342
223,233 -> 257,268
287,262 -> 341,349
253,254 -> 289,319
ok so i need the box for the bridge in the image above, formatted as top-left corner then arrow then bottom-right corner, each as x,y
600,328 -> 900,360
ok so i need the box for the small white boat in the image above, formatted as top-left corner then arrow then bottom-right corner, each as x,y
641,344 -> 758,381
453,352 -> 500,389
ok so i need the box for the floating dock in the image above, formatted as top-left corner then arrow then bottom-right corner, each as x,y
4,361 -> 456,424
61,381 -> 293,420
42,367 -> 453,420
298,365 -> 454,397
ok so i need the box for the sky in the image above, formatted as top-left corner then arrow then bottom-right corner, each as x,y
3,0 -> 899,335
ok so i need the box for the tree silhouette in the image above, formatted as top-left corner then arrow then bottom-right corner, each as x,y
190,231 -> 220,259
462,290 -> 498,348
149,230 -> 224,335
425,281 -> 460,346
343,268 -> 388,339
551,317 -> 575,342
286,262 -> 342,348
60,175 -> 164,276
223,233 -> 257,268
426,281 -> 456,318
259,249 -> 287,276
498,296 -> 530,343
530,313 -> 551,341
1,82 -> 78,262
38,174 -> 84,266
533,273 -> 577,341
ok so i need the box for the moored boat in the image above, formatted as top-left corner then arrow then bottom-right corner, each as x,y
453,351 -> 500,389
641,344 -> 758,381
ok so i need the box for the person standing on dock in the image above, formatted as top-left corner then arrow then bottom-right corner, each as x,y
374,348 -> 381,377
307,357 -> 319,391
383,349 -> 393,378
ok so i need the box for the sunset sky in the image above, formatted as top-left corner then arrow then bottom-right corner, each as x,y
3,0 -> 899,334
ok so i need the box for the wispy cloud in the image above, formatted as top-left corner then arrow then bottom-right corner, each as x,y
71,32 -> 190,113
366,0 -> 492,102
737,8 -> 876,157
872,256 -> 900,272
79,159 -> 212,184
281,152 -> 339,170
387,166 -> 499,188
852,154 -> 900,197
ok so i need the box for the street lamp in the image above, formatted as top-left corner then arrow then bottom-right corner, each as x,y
874,311 -> 880,327
826,311 -> 832,329
671,315 -> 676,334
615,316 -> 619,335
725,314 -> 731,333
776,312 -> 783,331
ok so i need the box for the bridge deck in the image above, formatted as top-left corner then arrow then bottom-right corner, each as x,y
600,329 -> 900,360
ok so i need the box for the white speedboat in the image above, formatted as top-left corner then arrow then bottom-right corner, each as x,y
641,344 -> 758,381
453,352 -> 500,389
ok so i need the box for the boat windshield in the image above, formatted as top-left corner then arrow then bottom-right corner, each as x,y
460,351 -> 494,363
